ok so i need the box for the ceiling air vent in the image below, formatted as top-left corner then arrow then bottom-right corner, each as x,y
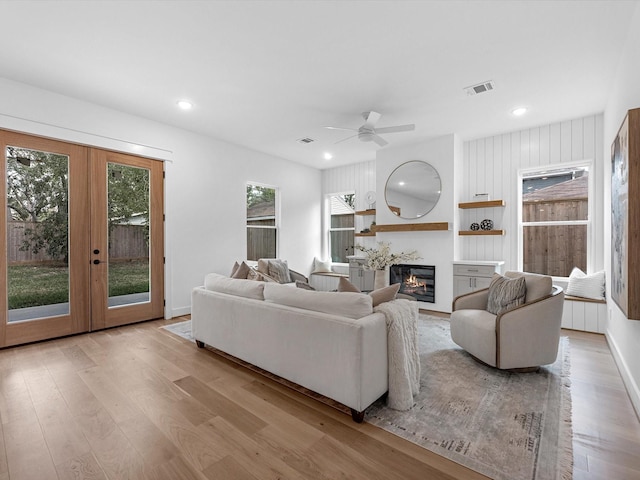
465,80 -> 495,96
297,137 -> 315,144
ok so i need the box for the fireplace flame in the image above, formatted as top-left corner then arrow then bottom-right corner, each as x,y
405,274 -> 426,288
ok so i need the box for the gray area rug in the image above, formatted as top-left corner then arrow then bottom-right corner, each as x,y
162,319 -> 194,341
162,316 -> 573,480
366,315 -> 572,480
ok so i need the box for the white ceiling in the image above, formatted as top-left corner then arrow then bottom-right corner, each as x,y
0,0 -> 638,169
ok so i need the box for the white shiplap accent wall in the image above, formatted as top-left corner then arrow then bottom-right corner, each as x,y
461,114 -> 605,273
321,160 -> 376,258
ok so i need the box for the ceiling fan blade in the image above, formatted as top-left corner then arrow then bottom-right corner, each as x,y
335,134 -> 358,144
323,126 -> 358,131
375,124 -> 415,134
363,111 -> 382,129
371,134 -> 388,147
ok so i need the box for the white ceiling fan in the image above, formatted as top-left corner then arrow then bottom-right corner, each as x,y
324,111 -> 415,147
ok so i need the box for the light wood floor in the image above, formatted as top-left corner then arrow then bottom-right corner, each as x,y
0,316 -> 638,480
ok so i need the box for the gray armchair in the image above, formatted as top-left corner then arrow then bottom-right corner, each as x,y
450,271 -> 564,371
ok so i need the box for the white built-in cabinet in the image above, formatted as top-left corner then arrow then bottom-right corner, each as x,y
347,256 -> 375,292
453,261 -> 504,298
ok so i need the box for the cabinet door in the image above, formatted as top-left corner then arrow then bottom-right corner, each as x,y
362,269 -> 375,291
349,266 -> 363,290
453,276 -> 473,298
475,276 -> 492,291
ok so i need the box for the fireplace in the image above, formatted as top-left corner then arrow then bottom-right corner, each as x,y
389,264 -> 435,303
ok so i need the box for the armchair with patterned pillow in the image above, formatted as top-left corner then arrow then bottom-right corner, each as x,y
450,271 -> 564,371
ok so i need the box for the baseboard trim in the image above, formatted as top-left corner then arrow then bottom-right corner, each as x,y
171,305 -> 191,318
606,328 -> 640,420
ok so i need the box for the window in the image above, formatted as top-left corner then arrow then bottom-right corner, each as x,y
328,193 -> 355,263
519,163 -> 591,277
246,183 -> 277,261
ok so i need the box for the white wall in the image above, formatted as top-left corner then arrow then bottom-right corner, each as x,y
603,3 -> 640,416
0,78 -> 322,318
461,114 -> 605,272
321,160 -> 376,259
376,135 -> 461,313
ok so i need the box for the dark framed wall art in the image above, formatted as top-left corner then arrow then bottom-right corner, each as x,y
611,107 -> 640,320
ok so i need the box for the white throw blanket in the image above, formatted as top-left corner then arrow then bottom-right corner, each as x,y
374,299 -> 420,410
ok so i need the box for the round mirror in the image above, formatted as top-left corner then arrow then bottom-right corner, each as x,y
384,161 -> 441,219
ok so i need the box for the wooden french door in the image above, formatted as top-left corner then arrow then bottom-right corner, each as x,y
89,149 -> 164,330
0,130 -> 164,347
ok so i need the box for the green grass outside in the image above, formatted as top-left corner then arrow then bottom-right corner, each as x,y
7,260 -> 150,309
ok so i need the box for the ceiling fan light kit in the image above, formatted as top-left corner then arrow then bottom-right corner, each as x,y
325,111 -> 415,147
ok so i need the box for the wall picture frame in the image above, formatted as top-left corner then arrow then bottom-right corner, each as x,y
611,107 -> 640,320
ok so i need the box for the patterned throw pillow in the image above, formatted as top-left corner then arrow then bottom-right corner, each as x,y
267,259 -> 291,283
246,268 -> 264,282
487,273 -> 527,315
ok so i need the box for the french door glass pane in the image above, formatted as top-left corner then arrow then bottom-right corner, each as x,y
6,146 -> 70,322
107,163 -> 150,307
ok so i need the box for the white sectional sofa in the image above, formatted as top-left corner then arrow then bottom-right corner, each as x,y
191,273 -> 389,422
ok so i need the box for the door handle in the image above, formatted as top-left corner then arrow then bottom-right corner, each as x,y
93,259 -> 100,265
93,249 -> 100,254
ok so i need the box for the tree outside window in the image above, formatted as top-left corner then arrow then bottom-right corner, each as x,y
521,164 -> 589,277
247,184 -> 277,260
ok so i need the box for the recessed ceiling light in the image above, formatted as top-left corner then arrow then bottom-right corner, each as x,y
177,100 -> 193,110
323,152 -> 333,160
512,107 -> 527,116
398,181 -> 406,186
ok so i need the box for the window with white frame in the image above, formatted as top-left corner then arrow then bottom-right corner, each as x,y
328,192 -> 355,263
519,163 -> 591,277
246,183 -> 277,261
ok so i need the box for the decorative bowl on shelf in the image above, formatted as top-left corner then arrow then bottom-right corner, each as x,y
480,219 -> 493,230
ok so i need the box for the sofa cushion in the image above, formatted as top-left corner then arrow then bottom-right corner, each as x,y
504,271 -> 552,303
487,273 -> 526,315
566,267 -> 605,300
204,273 -> 265,300
264,283 -> 372,319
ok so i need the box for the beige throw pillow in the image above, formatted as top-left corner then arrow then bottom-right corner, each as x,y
231,261 -> 251,279
338,277 -> 401,306
230,261 -> 240,277
338,276 -> 361,293
487,273 -> 526,315
369,283 -> 401,307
